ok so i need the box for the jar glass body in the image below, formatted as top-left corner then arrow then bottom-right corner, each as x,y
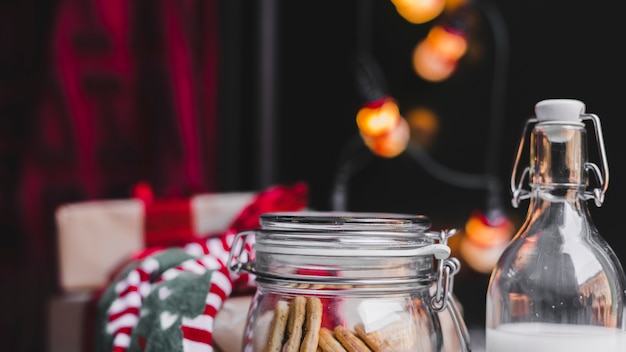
245,279 -> 449,352
230,212 -> 470,352
486,114 -> 626,351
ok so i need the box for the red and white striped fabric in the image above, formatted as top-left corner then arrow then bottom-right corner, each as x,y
103,232 -> 255,352
95,182 -> 308,352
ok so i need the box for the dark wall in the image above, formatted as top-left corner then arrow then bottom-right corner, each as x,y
253,0 -> 624,241
227,0 -> 626,327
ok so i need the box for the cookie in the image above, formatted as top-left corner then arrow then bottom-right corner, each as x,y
283,296 -> 307,352
355,317 -> 420,352
265,300 -> 290,352
318,327 -> 348,352
334,325 -> 372,352
354,323 -> 392,352
300,297 -> 323,352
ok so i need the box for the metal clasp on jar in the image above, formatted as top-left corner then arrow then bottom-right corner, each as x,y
231,228 -> 461,313
427,229 -> 461,312
227,230 -> 256,275
427,229 -> 471,352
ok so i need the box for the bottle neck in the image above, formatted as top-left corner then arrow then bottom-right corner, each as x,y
529,187 -> 589,215
525,121 -> 593,235
529,121 -> 587,189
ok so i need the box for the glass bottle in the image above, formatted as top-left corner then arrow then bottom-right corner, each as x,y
228,211 -> 471,351
485,99 -> 626,351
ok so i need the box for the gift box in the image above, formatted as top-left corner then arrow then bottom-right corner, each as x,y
55,191 -> 255,293
50,182 -> 309,352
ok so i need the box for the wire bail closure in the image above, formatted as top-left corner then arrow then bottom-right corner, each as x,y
229,225 -> 467,350
510,113 -> 609,208
428,229 -> 470,352
229,228 -> 459,310
227,230 -> 255,275
429,229 -> 460,312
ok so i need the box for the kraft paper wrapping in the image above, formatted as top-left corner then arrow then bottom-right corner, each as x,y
55,192 -> 255,292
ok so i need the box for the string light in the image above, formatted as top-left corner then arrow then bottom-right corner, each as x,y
406,106 -> 439,149
333,0 -> 515,274
356,97 -> 410,158
459,210 -> 514,273
412,13 -> 469,81
412,39 -> 458,82
361,116 -> 410,158
356,97 -> 401,137
425,25 -> 468,61
391,0 -> 447,24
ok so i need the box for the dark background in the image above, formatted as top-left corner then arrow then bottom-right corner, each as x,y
219,0 -> 625,329
1,0 -> 625,350
219,0 -> 625,223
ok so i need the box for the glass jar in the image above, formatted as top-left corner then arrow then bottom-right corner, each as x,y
228,211 -> 471,352
486,99 -> 626,351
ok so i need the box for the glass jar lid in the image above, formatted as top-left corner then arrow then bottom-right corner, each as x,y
229,211 -> 454,286
255,211 -> 450,257
255,212 -> 448,259
259,211 -> 431,232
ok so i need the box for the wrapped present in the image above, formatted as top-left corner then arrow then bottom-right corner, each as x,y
56,192 -> 253,293
55,182 -> 308,293
91,182 -> 309,352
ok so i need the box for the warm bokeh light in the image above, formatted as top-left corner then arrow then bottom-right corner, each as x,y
356,97 -> 410,158
445,0 -> 471,12
361,116 -> 410,158
406,106 -> 439,148
426,25 -> 468,61
412,40 -> 456,82
356,97 -> 401,137
412,25 -> 468,82
391,0 -> 446,24
459,210 -> 514,273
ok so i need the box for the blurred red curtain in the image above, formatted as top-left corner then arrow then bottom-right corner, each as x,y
0,0 -> 220,350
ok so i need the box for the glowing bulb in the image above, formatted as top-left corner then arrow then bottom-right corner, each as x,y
391,0 -> 446,24
356,98 -> 401,137
445,0 -> 469,11
426,25 -> 467,61
361,116 -> 410,158
412,24 -> 468,82
412,40 -> 456,82
406,107 -> 439,148
459,210 -> 514,273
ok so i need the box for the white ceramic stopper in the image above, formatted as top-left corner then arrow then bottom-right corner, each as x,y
535,99 -> 585,122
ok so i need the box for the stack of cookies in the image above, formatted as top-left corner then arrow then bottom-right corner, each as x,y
263,295 -> 424,352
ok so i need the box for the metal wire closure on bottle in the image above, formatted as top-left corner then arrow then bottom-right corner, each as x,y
510,113 -> 609,208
